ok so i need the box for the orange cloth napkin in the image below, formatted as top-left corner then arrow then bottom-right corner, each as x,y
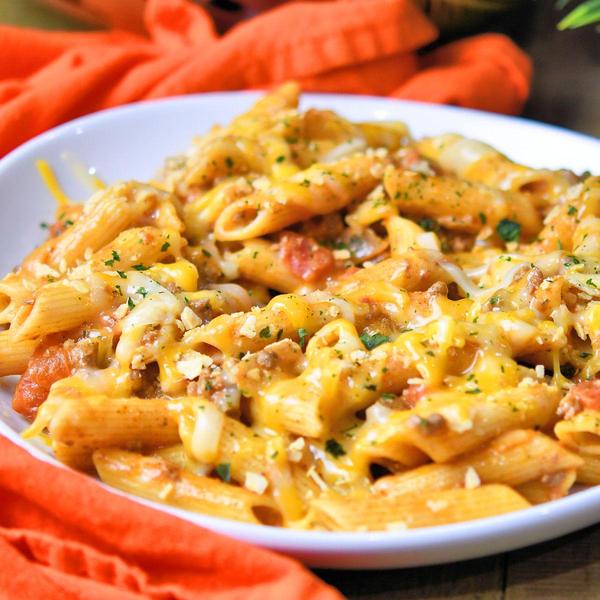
0,437 -> 343,600
0,0 -> 532,158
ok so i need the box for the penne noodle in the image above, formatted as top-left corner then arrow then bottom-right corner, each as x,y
93,449 -> 283,526
10,280 -> 100,340
311,485 -> 530,531
0,331 -> 38,376
576,453 -> 600,485
231,239 -> 306,294
373,430 -> 582,496
416,133 -> 575,205
383,168 -> 542,237
555,409 -> 600,455
214,154 -> 387,241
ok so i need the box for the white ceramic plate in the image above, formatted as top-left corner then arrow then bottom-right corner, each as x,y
1,93 -> 599,570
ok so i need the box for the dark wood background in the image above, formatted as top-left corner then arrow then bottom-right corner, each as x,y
0,1 -> 598,598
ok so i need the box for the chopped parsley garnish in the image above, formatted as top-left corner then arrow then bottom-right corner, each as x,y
298,327 -> 308,349
381,392 -> 396,400
202,248 -> 212,257
225,156 -> 234,169
132,264 -> 150,271
567,205 -> 577,216
104,250 -> 121,267
479,212 -> 487,225
564,256 -> 582,267
489,295 -> 500,305
259,326 -> 271,338
160,241 -> 170,252
64,219 -> 74,227
116,270 -> 127,279
418,217 -> 440,232
465,387 -> 482,394
40,222 -> 48,229
276,155 -> 285,163
127,297 -> 135,310
360,331 -> 391,350
137,287 -> 148,298
325,438 -> 346,458
586,278 -> 598,288
364,383 -> 377,391
215,463 -> 231,483
496,219 -> 521,243
580,352 -> 592,359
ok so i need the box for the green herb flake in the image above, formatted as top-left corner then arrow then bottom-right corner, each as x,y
276,155 -> 285,163
202,249 -> 212,258
418,217 -> 439,233
225,156 -> 234,169
259,326 -> 272,339
381,392 -> 395,400
567,205 -> 577,216
161,242 -> 171,252
132,264 -> 150,271
215,463 -> 231,483
137,287 -> 148,298
116,270 -> 127,279
127,297 -> 135,310
298,327 -> 308,349
489,295 -> 500,306
325,438 -> 346,458
496,219 -> 521,243
360,331 -> 391,350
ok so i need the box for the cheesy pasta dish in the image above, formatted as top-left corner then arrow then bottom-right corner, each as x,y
2,83 -> 599,531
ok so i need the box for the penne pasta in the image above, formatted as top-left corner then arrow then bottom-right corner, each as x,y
94,449 -> 283,526
5,84 -> 599,531
311,485 -> 530,531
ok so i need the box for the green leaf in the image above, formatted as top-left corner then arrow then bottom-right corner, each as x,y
215,463 -> 231,483
360,331 -> 391,350
298,327 -> 308,349
496,219 -> 521,243
558,0 -> 600,29
325,438 -> 346,458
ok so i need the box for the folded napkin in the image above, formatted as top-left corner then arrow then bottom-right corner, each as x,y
0,437 -> 343,600
0,0 -> 532,158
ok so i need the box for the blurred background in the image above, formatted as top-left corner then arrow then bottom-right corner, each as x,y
0,0 -> 598,136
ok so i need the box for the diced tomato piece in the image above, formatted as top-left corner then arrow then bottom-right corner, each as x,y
567,380 -> 600,412
13,340 -> 72,420
401,383 -> 428,408
279,232 -> 334,282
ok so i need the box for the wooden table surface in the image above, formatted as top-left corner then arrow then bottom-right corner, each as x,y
1,2 -> 599,598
